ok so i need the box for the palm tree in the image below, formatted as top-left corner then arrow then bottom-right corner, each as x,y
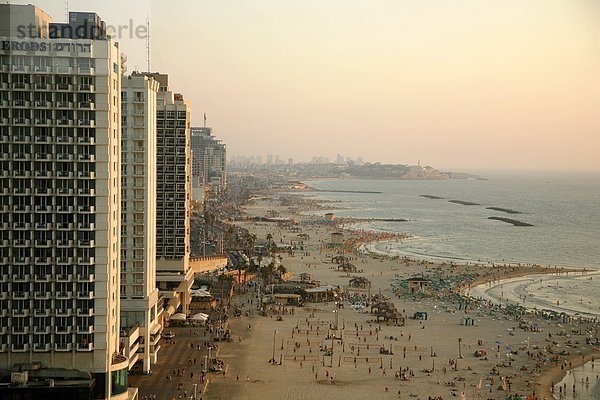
276,264 -> 287,281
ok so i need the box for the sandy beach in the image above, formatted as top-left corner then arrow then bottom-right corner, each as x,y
204,193 -> 600,400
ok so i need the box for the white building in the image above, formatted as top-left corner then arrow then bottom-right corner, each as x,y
138,73 -> 193,316
120,74 -> 162,374
0,5 -> 132,399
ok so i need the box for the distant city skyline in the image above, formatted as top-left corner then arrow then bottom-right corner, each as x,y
16,0 -> 600,171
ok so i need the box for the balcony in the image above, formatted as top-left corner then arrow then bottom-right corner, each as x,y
34,204 -> 51,212
35,153 -> 50,161
13,257 -> 30,264
56,240 -> 74,248
14,204 -> 30,212
13,99 -> 28,107
34,274 -> 51,282
33,343 -> 51,352
78,136 -> 95,144
77,223 -> 95,231
56,205 -> 74,213
56,257 -> 72,266
12,326 -> 29,334
78,119 -> 95,127
78,101 -> 95,110
34,170 -> 51,178
55,309 -> 72,317
34,118 -> 51,125
74,248 -> 94,261
77,240 -> 95,249
57,119 -> 73,126
77,325 -> 94,334
13,187 -> 31,195
35,239 -> 51,247
35,222 -> 52,230
78,205 -> 95,213
77,307 -> 94,317
56,153 -> 73,162
78,154 -> 95,162
11,344 -> 29,352
55,343 -> 72,351
56,222 -> 73,230
12,275 -> 30,283
34,291 -> 51,300
56,136 -> 73,144
57,188 -> 74,196
78,188 -> 96,196
79,84 -> 95,92
13,152 -> 29,160
56,275 -> 73,283
34,326 -> 51,335
34,135 -> 51,143
56,101 -> 72,108
35,256 -> 51,264
34,309 -> 50,317
35,83 -> 49,90
13,222 -> 30,229
12,309 -> 28,316
0,274 -> 8,283
12,82 -> 28,90
13,117 -> 29,125
77,291 -> 94,300
77,343 -> 94,351
78,171 -> 95,179
56,83 -> 71,90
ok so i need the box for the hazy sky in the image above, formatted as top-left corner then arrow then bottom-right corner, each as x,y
16,1 -> 600,170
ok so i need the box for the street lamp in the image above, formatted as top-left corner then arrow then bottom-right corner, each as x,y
272,330 -> 278,364
192,383 -> 198,400
458,338 -> 463,359
333,310 -> 338,331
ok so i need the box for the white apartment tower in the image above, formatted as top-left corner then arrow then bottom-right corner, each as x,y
120,74 -> 161,373
0,5 -> 131,399
137,73 -> 193,315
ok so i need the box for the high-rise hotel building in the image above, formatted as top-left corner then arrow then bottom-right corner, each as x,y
0,5 -> 131,399
190,127 -> 227,195
137,73 -> 193,315
119,74 -> 161,374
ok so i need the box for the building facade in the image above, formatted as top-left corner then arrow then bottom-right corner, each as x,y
190,126 -> 227,195
0,5 -> 130,399
138,73 -> 193,315
119,74 -> 161,373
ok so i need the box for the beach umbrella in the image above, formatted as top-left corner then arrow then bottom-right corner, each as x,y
191,313 -> 209,321
170,313 -> 186,321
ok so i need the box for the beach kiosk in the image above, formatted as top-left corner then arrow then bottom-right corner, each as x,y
406,277 -> 431,294
304,285 -> 340,302
330,232 -> 344,244
349,276 -> 371,289
324,212 -> 336,221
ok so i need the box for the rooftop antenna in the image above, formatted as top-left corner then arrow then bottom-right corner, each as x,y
203,113 -> 207,128
145,16 -> 150,72
65,1 -> 69,20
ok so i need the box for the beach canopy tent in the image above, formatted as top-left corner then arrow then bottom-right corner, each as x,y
191,289 -> 212,298
191,313 -> 209,322
170,313 -> 187,321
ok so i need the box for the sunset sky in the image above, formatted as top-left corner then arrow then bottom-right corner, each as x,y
16,1 -> 600,170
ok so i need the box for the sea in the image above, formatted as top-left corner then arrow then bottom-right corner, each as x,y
302,171 -> 600,270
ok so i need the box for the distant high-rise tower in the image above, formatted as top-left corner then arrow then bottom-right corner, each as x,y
190,127 -> 227,195
0,5 -> 127,398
